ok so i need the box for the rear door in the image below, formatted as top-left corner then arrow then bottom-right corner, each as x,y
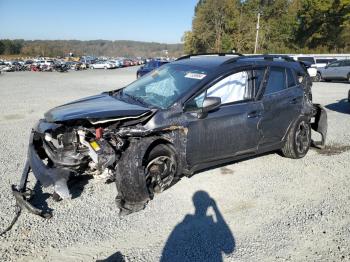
259,66 -> 303,146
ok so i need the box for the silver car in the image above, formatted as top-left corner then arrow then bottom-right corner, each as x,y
316,60 -> 350,82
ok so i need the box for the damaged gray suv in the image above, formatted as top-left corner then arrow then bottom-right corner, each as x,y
13,54 -> 327,216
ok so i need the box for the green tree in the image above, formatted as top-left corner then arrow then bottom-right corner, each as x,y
295,0 -> 350,52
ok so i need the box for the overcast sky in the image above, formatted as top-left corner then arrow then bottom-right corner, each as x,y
0,0 -> 198,43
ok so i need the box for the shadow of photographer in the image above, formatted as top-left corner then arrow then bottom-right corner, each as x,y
160,190 -> 235,262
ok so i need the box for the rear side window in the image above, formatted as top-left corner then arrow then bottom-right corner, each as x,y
286,68 -> 296,87
297,57 -> 315,63
341,60 -> 350,66
328,61 -> 340,67
264,67 -> 286,95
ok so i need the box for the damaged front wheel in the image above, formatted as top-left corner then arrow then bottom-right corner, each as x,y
145,144 -> 177,196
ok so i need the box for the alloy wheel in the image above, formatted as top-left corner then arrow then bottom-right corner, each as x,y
295,121 -> 310,154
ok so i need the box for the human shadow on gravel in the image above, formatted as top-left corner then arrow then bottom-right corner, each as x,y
96,251 -> 126,262
160,191 -> 235,262
325,99 -> 350,115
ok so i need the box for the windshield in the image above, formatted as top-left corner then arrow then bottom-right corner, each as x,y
120,63 -> 208,109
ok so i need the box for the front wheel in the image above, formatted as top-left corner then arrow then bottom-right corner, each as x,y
145,144 -> 177,196
281,117 -> 311,159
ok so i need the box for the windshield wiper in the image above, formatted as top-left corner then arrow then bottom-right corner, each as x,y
123,93 -> 149,107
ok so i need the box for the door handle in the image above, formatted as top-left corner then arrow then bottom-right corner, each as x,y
247,111 -> 262,118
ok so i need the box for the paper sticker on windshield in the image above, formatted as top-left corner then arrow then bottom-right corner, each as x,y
185,72 -> 206,80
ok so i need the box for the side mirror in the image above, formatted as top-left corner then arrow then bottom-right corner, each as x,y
197,97 -> 221,119
202,97 -> 221,113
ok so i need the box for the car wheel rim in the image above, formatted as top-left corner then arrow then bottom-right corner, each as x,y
316,73 -> 321,81
145,156 -> 176,193
295,121 -> 310,154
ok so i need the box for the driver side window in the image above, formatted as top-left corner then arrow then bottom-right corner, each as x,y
206,71 -> 249,104
186,69 -> 264,111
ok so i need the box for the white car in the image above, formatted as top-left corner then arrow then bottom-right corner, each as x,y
90,61 -> 114,69
291,56 -> 318,78
34,60 -> 54,66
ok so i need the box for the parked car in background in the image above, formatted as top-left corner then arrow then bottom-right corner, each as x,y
136,60 -> 169,78
90,61 -> 115,69
120,59 -> 133,67
108,60 -> 121,68
315,58 -> 337,68
316,60 -> 350,82
292,56 -> 317,79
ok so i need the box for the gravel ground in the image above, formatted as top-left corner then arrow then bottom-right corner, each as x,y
0,69 -> 349,262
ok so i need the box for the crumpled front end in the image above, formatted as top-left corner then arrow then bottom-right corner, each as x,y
19,113 -> 185,216
28,119 -> 125,200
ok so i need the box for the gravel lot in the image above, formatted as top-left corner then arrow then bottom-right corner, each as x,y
0,69 -> 349,262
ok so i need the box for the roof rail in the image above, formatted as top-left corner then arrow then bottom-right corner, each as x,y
176,52 -> 243,61
223,54 -> 296,64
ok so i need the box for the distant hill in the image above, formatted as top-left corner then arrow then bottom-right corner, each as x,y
0,39 -> 184,58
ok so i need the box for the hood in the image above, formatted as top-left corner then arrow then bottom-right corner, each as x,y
44,93 -> 152,124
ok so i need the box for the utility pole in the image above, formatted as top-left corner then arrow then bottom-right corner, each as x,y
254,12 -> 261,54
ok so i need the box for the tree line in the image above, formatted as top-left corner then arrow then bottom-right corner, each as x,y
0,39 -> 183,57
183,0 -> 350,54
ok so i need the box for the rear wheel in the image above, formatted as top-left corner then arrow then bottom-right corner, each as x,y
347,73 -> 350,83
281,117 -> 311,159
104,66 -> 108,70
145,144 -> 177,196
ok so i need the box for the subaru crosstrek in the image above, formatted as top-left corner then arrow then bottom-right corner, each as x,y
13,54 -> 327,216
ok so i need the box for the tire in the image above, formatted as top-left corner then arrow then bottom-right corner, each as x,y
281,116 -> 311,159
315,72 -> 322,82
104,66 -> 107,70
145,144 -> 177,195
347,73 -> 350,83
348,89 -> 350,102
137,73 -> 141,78
90,66 -> 94,69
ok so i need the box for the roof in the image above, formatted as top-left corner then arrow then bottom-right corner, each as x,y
173,54 -> 303,72
172,55 -> 237,70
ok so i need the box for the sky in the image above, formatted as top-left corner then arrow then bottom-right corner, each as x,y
0,0 -> 198,43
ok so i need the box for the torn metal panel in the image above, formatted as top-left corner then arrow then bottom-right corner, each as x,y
311,103 -> 327,148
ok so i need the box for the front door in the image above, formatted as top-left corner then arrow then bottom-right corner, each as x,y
185,69 -> 266,166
